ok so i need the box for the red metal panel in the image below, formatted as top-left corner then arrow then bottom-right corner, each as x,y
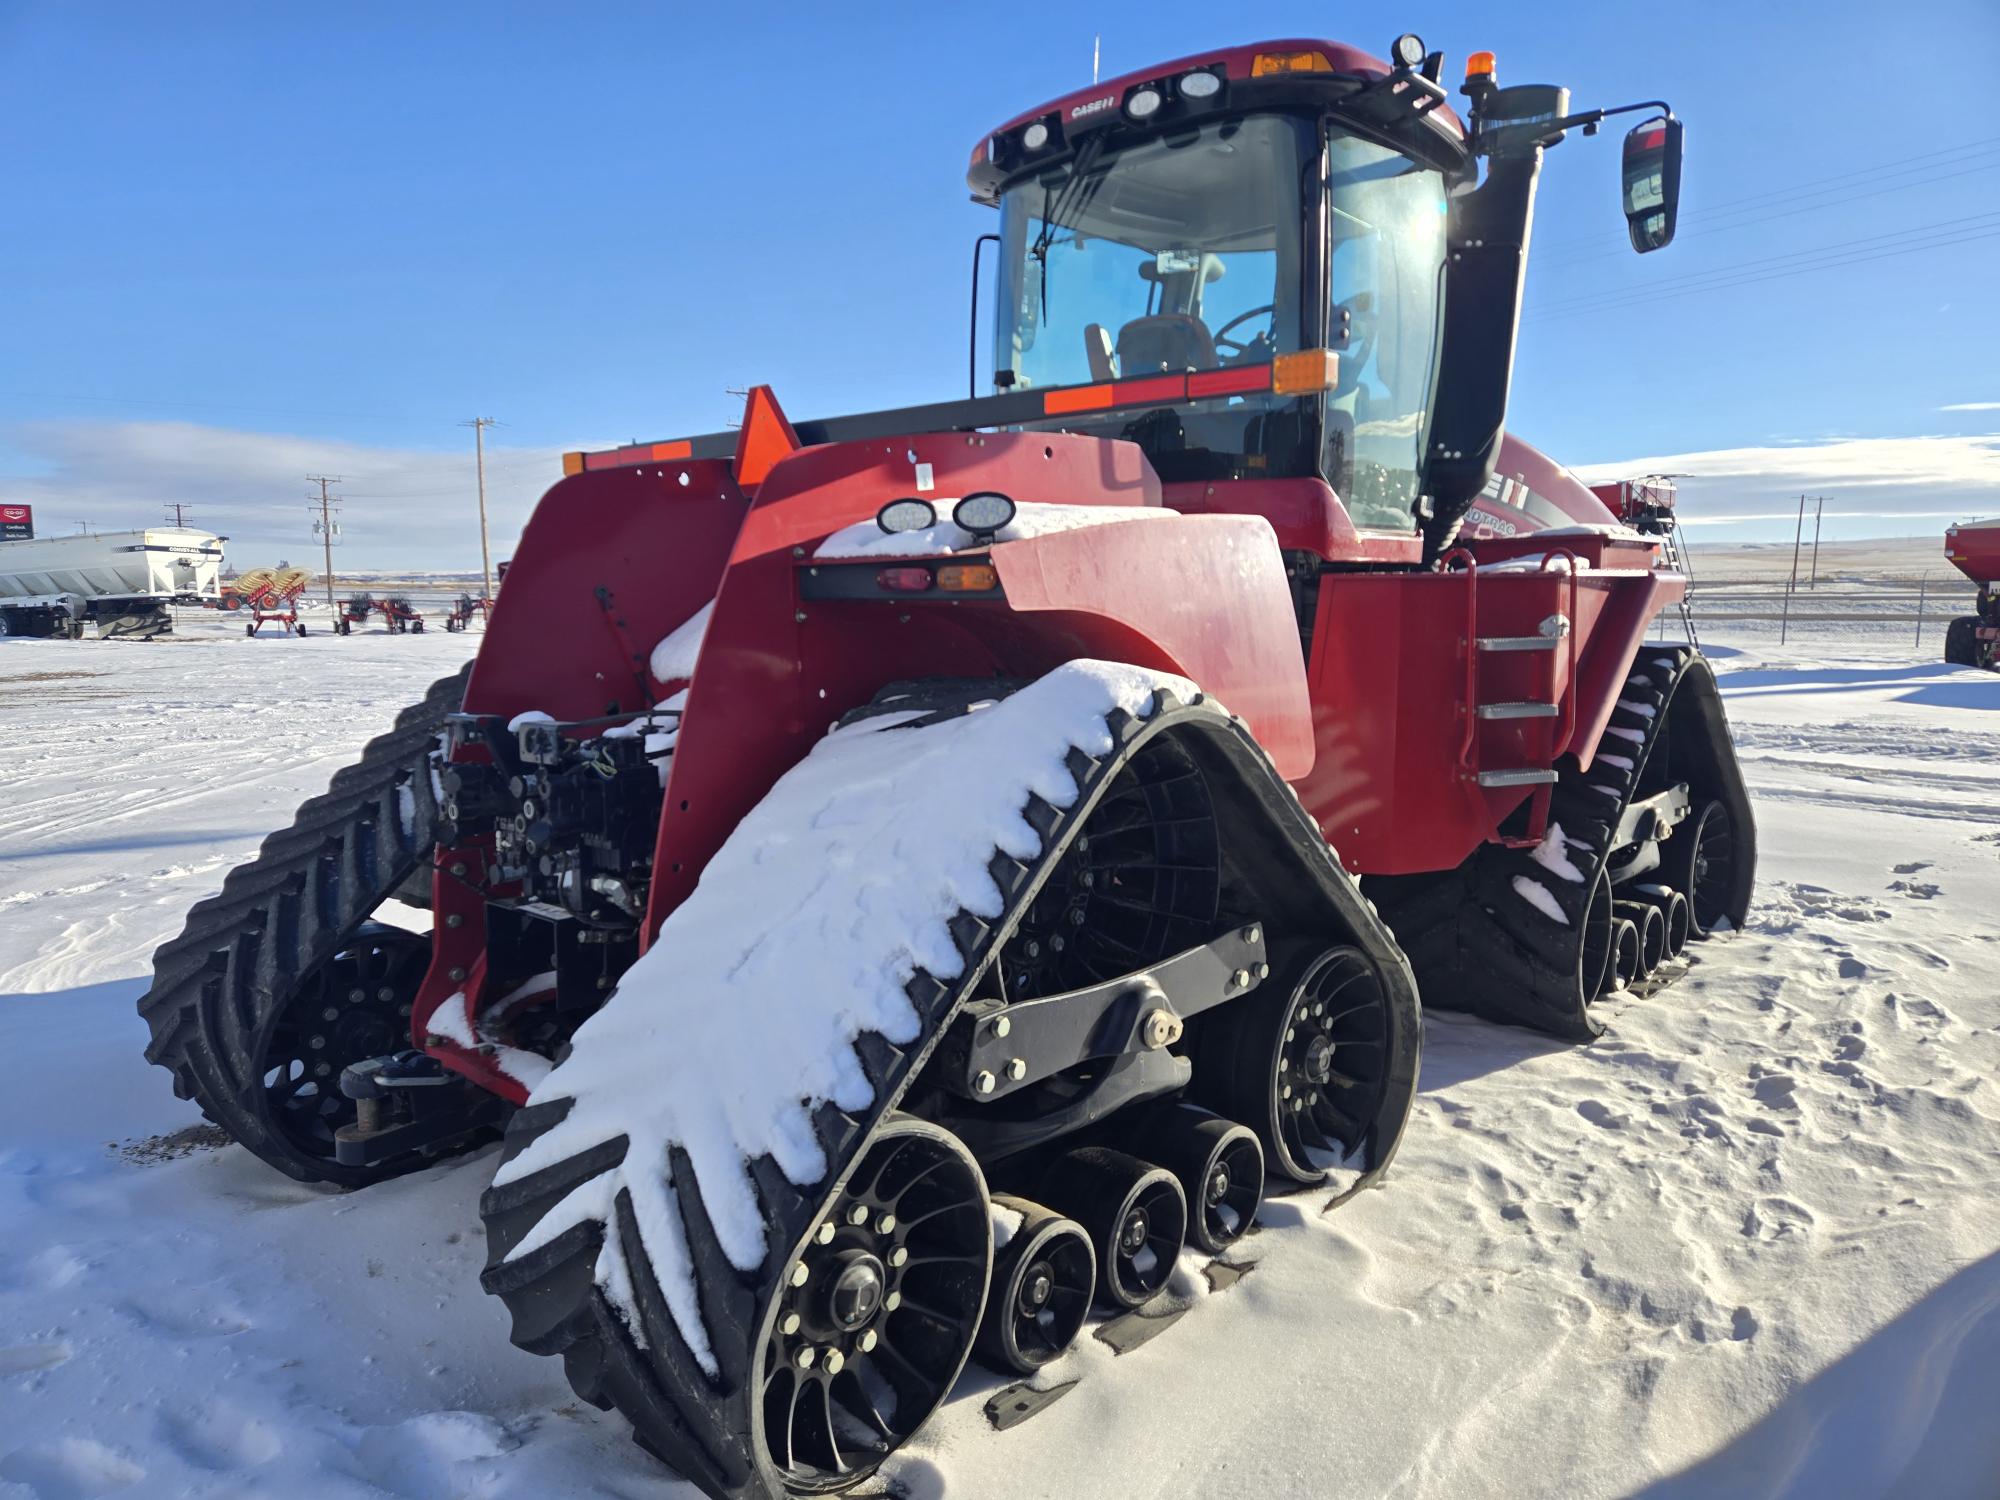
1165,477 -> 1423,563
1946,520 -> 2000,586
463,461 -> 748,724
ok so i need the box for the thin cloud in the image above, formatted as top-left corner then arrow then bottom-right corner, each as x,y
1940,401 -> 2000,412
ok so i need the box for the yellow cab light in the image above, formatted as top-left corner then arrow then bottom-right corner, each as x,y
562,451 -> 585,476
1272,348 -> 1340,395
1466,51 -> 1496,80
1251,50 -> 1332,77
936,563 -> 999,592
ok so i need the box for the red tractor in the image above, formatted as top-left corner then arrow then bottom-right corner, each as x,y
140,35 -> 1752,1500
1944,518 -> 2000,669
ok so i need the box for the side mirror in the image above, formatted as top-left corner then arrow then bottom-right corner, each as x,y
1622,116 -> 1683,253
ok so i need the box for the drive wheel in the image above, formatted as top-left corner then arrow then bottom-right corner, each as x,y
755,1116 -> 989,1495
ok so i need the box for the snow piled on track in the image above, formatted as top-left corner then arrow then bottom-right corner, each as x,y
2,617 -> 1999,1498
494,659 -> 1194,1373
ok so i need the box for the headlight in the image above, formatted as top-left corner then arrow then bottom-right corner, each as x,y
877,498 -> 937,535
1126,86 -> 1163,120
1391,32 -> 1426,68
952,492 -> 1018,536
1022,119 -> 1050,151
1179,69 -> 1221,99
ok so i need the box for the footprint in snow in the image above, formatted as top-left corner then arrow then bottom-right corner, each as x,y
1577,1099 -> 1628,1130
1742,1196 -> 1815,1242
1892,861 -> 1933,875
1753,1074 -> 1801,1111
1888,880 -> 1942,900
1836,955 -> 1871,980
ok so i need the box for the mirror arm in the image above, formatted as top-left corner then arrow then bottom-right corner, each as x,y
1534,99 -> 1676,149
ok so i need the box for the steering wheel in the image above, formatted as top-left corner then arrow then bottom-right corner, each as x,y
1211,303 -> 1276,356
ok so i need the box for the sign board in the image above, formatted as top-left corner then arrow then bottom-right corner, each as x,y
0,504 -> 31,541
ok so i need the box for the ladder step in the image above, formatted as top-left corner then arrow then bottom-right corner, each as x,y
1476,768 -> 1561,788
1477,635 -> 1561,653
1477,701 -> 1560,720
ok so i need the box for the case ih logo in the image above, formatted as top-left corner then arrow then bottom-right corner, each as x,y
0,504 -> 30,541
1069,95 -> 1116,120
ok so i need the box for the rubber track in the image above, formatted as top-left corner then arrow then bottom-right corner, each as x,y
1370,645 -> 1754,1040
136,663 -> 471,1187
478,679 -> 1422,1500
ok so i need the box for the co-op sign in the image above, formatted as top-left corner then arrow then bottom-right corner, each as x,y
0,505 -> 30,541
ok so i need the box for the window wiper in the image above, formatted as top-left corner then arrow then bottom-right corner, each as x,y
1030,134 -> 1108,322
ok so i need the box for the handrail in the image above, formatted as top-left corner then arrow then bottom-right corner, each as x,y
1541,550 -> 1582,755
1443,547 -> 1480,778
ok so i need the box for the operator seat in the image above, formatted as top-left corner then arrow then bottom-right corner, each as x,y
1118,253 -> 1227,374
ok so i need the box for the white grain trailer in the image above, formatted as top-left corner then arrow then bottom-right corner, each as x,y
0,527 -> 224,638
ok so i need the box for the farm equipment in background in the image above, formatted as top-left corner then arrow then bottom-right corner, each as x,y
138,34 -> 1752,1500
236,566 -> 314,637
443,592 -> 492,632
1943,518 -> 2000,669
0,525 -> 222,638
335,592 -> 427,635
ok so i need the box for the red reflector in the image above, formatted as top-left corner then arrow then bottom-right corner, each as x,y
1044,383 -> 1116,415
1112,374 -> 1187,405
1187,364 -> 1273,399
876,567 -> 933,593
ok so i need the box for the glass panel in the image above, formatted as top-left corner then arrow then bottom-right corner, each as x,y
1324,133 -> 1449,531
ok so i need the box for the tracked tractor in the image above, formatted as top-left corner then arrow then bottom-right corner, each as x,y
1944,518 -> 2000,669
139,35 -> 1754,1499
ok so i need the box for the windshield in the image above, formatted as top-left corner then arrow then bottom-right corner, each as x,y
995,114 -> 1307,390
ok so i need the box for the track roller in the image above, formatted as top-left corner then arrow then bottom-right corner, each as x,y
1616,900 -> 1666,979
1039,1147 -> 1185,1309
1608,918 -> 1640,993
1636,887 -> 1690,958
1121,1103 -> 1263,1254
974,1195 -> 1096,1375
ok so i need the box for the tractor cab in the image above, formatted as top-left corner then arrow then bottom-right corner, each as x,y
970,37 -> 1683,557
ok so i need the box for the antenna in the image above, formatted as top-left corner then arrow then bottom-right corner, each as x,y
1093,34 -> 1101,84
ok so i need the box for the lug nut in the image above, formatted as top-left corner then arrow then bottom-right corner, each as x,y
847,1204 -> 870,1227
796,1347 -> 817,1369
780,1312 -> 801,1335
859,1328 -> 878,1352
973,1070 -> 996,1095
816,1222 -> 835,1245
1281,1083 -> 1292,1100
992,1016 -> 1011,1039
823,1349 -> 845,1374
1005,1058 -> 1027,1081
888,1247 -> 908,1268
790,1262 -> 810,1288
348,988 -> 366,1003
377,987 -> 394,1002
884,1291 -> 903,1311
322,1007 -> 339,1022
876,1214 -> 896,1234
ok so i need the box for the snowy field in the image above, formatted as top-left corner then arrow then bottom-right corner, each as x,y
2,608 -> 1997,1499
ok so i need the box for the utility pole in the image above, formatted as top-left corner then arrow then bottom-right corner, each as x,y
307,475 -> 343,612
1780,493 -> 1806,645
461,417 -> 497,602
1808,496 -> 1824,589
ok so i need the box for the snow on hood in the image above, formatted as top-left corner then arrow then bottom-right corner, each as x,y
492,657 -> 1198,1374
815,500 -> 1171,560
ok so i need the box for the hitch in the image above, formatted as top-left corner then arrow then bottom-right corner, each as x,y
335,1050 -> 508,1168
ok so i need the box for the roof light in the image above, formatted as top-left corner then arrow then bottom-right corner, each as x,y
1272,349 -> 1341,395
936,564 -> 999,592
1180,69 -> 1221,99
876,498 -> 937,535
1391,33 -> 1426,68
1251,50 -> 1332,76
952,492 -> 1017,536
1126,86 -> 1163,120
1022,120 -> 1050,151
1466,50 -> 1496,80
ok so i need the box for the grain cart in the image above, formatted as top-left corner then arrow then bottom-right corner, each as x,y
141,35 -> 1753,1499
1944,518 -> 2000,669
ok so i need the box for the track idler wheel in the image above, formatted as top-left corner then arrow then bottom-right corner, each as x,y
1635,888 -> 1691,958
1674,800 -> 1743,940
1609,919 -> 1640,992
758,1117 -> 990,1491
1039,1147 -> 1185,1310
1121,1103 -> 1263,1255
1194,943 -> 1398,1187
974,1195 -> 1096,1375
1616,900 -> 1667,979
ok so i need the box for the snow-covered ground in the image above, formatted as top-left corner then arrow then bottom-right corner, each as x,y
2,611 -> 1997,1499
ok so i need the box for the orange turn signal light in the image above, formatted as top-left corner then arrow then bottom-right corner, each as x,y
936,564 -> 999,592
1272,348 -> 1340,395
562,451 -> 584,476
1252,50 -> 1332,76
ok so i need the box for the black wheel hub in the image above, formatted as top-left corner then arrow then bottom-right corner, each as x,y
1018,1262 -> 1055,1316
823,1252 -> 886,1332
1119,1207 -> 1150,1255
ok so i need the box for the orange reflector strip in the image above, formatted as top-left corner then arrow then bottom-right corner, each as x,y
1272,348 -> 1340,395
1187,364 -> 1273,399
1043,383 -> 1116,415
936,563 -> 998,592
650,440 -> 693,462
562,451 -> 584,476
1252,50 -> 1332,76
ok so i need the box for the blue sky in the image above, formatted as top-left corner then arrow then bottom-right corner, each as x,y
3,0 -> 1996,565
